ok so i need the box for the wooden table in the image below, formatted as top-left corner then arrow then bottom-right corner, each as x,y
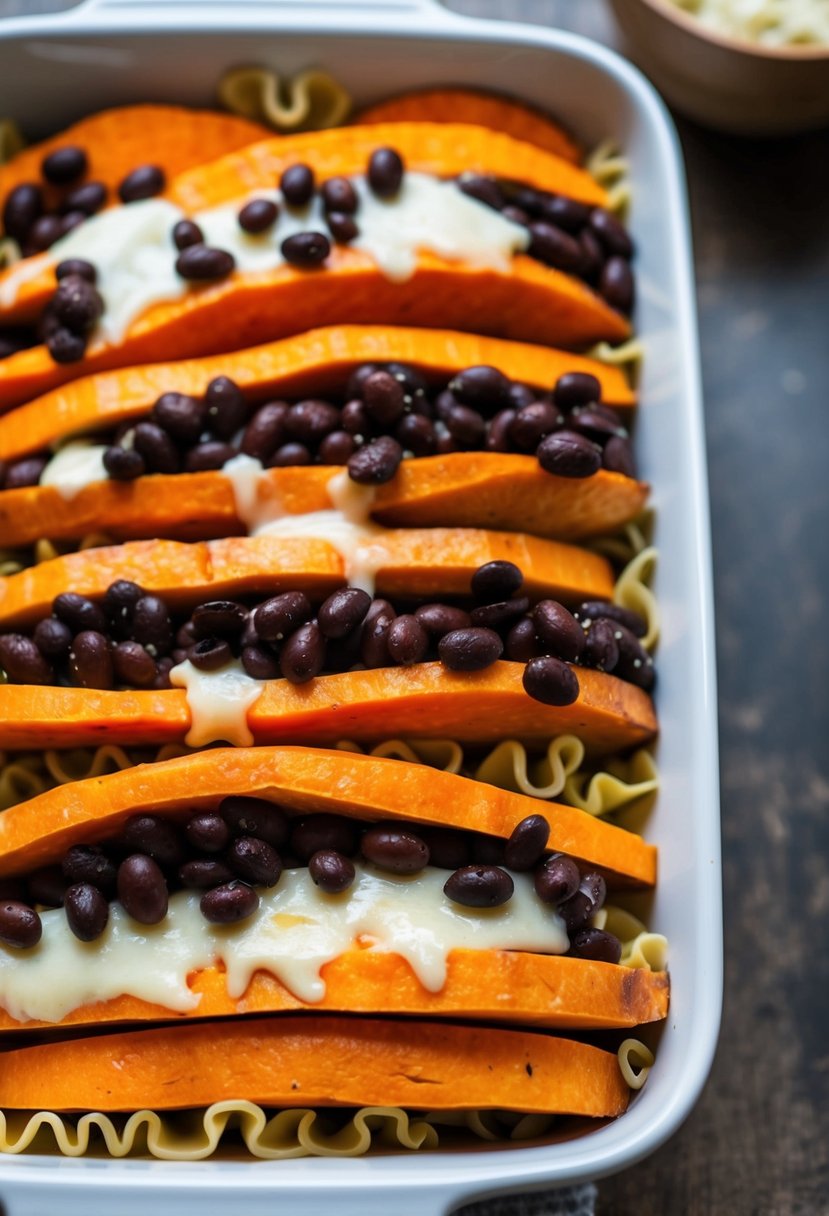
1,0 -> 827,1212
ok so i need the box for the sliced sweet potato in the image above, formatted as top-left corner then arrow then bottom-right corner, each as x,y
0,1015 -> 630,1115
0,529 -> 614,629
0,453 -> 647,547
0,105 -> 270,229
0,951 -> 668,1035
0,252 -> 629,410
0,324 -> 635,462
357,89 -> 582,163
0,661 -> 657,757
0,745 -> 657,885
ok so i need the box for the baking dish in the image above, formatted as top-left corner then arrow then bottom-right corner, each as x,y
0,1 -> 721,1212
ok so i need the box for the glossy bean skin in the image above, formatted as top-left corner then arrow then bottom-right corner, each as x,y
53,592 -> 107,635
361,825 -> 430,875
281,231 -> 330,267
469,597 -> 530,631
112,640 -> 157,687
444,865 -> 514,908
522,656 -> 580,706
362,370 -> 406,426
536,430 -> 602,478
205,375 -> 248,439
175,245 -> 236,281
64,883 -> 109,942
568,927 -> 622,964
280,163 -> 315,206
504,814 -> 550,871
534,854 -> 580,905
189,637 -> 232,671
227,836 -> 283,887
220,797 -> 290,848
69,630 -> 114,690
151,391 -> 206,444
348,435 -> 403,484
533,600 -> 586,662
253,591 -> 312,642
414,603 -> 471,638
280,620 -> 325,684
368,147 -> 404,196
178,859 -> 235,890
471,560 -> 523,603
0,901 -> 42,949
583,618 -> 620,673
387,614 -> 429,666
291,814 -> 359,862
318,588 -> 371,639
116,854 -> 168,925
438,627 -> 503,672
576,601 -> 647,637
192,600 -> 248,640
309,850 -> 356,894
553,372 -> 602,411
185,812 -> 231,854
448,365 -> 510,413
62,844 -> 117,896
119,164 -> 165,203
122,815 -> 183,869
0,634 -> 54,684
239,198 -> 279,233
200,881 -> 259,924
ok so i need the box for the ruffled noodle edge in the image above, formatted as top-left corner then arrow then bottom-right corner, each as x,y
217,66 -> 352,132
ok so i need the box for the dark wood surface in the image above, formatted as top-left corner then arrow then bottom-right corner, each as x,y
1,1 -> 828,1212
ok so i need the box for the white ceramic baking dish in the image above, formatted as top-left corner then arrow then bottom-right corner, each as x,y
0,1 -> 721,1212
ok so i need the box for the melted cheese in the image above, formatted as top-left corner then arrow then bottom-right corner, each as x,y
0,864 -> 568,1024
39,441 -> 109,500
169,659 -> 263,747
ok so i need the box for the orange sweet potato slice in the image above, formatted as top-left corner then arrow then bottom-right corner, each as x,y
0,1015 -> 630,1116
0,529 -> 614,629
0,105 -> 270,229
0,745 -> 657,885
357,89 -> 582,163
0,454 -> 647,547
0,253 -> 629,410
0,324 -> 635,462
0,661 -> 657,756
0,951 -> 668,1035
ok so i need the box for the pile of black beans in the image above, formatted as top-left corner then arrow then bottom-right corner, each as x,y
0,561 -> 654,702
0,802 -> 622,969
459,172 -> 636,315
0,359 -> 634,492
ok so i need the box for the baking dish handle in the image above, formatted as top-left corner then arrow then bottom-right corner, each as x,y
75,0 -> 449,14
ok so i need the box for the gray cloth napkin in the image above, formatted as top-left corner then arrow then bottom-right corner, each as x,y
457,1184 -> 597,1216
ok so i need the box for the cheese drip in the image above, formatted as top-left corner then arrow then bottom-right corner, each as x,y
0,864 -> 568,1024
169,659 -> 263,747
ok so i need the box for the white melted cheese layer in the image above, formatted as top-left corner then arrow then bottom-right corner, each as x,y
3,173 -> 528,345
169,659 -> 263,748
0,864 -> 568,1024
39,440 -> 109,500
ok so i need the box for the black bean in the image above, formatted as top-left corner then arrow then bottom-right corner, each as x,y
600,256 -> 635,314
445,403 -> 485,447
438,626 -> 503,672
151,391 -> 206,444
363,370 -> 406,427
241,400 -> 289,460
0,901 -> 42,949
46,327 -> 86,364
227,835 -> 282,887
280,620 -> 325,684
103,445 -> 145,480
268,441 -> 311,468
327,211 -> 359,244
469,833 -> 506,865
62,844 -> 117,895
612,623 -> 655,691
448,365 -> 511,414
238,197 -> 279,233
0,634 -> 53,684
176,245 -> 236,281
534,853 -> 580,905
578,227 -> 604,284
470,597 -> 530,632
173,219 -> 204,250
345,362 -> 380,400
132,421 -> 180,474
385,361 -> 429,398
112,640 -> 157,687
309,850 -> 355,894
414,603 -> 471,638
444,864 -> 513,908
395,413 -> 436,457
387,614 -> 429,666
205,374 -> 248,440
131,594 -> 173,653
318,430 -> 357,464
568,927 -> 622,964
28,214 -> 64,252
569,401 -> 625,438
540,194 -> 591,233
602,434 -> 636,477
509,402 -> 563,452
122,814 -> 183,869
321,176 -> 358,214
201,880 -> 259,923
185,812 -> 230,854
253,591 -> 312,642
338,399 -> 370,435
241,643 -> 281,680
178,858 -> 235,890
286,399 -> 341,444
318,587 -> 371,640
589,208 -> 634,259
281,231 -> 330,267
576,601 -> 644,636
59,212 -> 87,240
29,865 -> 66,907
583,618 -> 620,673
192,600 -> 248,641
221,797 -> 290,847
63,180 -> 106,217
64,883 -> 109,942
117,854 -> 168,924
67,630 -> 113,689
533,600 -> 585,662
3,183 -> 43,241
368,146 -> 404,197
184,440 -> 234,472
537,430 -> 602,478
103,578 -> 144,625
53,275 -> 103,333
418,827 -> 470,870
118,164 -> 164,203
280,163 -> 315,206
506,185 -> 546,215
291,813 -> 359,862
361,825 -> 429,874
510,383 -> 541,409
501,204 -> 530,225
504,814 -> 549,871
522,655 -> 579,706
153,656 -> 174,689
188,637 -> 232,671
360,601 -> 395,668
528,221 -> 584,273
347,435 -> 402,484
560,874 -> 605,933
505,616 -> 539,662
470,560 -> 523,603
41,144 -> 87,186
51,592 -> 105,635
55,258 -> 97,285
457,173 -> 504,210
33,617 -> 73,660
0,879 -> 27,902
